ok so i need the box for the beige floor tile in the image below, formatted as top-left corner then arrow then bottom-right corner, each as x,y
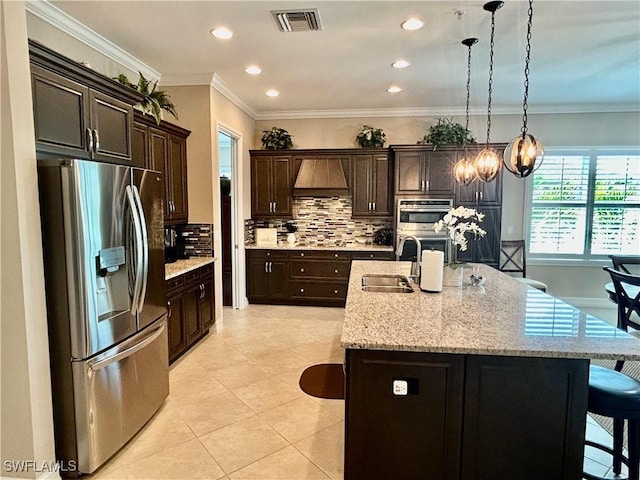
208,360 -> 272,390
259,396 -> 342,444
307,397 -> 345,420
199,416 -> 289,474
232,375 -> 304,413
175,390 -> 256,437
166,373 -> 230,410
228,446 -> 330,480
250,348 -> 312,377
124,438 -> 225,479
290,340 -> 344,363
294,422 -> 345,480
114,405 -> 195,466
87,459 -> 129,480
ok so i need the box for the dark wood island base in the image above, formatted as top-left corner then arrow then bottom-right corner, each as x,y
344,349 -> 589,480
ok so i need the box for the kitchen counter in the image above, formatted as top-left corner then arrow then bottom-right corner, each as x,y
165,257 -> 215,280
342,261 -> 640,479
245,242 -> 394,252
342,261 -> 640,361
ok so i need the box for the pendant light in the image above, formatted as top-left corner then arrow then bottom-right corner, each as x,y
453,37 -> 479,186
474,1 -> 504,183
504,0 -> 544,177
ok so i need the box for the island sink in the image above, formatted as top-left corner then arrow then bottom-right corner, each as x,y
361,274 -> 413,293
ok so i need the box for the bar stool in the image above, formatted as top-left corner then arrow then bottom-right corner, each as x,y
499,240 -> 548,291
584,365 -> 640,480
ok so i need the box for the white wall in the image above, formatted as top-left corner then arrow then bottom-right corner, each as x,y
1,2 -> 59,479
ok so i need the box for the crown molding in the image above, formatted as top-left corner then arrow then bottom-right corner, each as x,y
25,0 -> 160,81
210,74 -> 258,119
160,73 -> 216,87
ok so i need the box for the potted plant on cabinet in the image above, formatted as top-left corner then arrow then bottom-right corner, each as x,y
356,125 -> 386,148
261,127 -> 294,150
417,118 -> 475,150
114,72 -> 178,125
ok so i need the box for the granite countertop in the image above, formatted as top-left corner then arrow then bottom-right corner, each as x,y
341,261 -> 640,361
245,242 -> 394,252
165,257 -> 216,280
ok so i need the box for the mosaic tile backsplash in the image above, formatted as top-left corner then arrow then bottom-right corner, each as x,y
247,196 -> 392,246
174,224 -> 213,257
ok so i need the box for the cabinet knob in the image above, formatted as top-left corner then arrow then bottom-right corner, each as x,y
300,268 -> 305,272
334,290 -> 338,294
300,252 -> 305,257
266,252 -> 271,256
334,253 -> 338,258
300,288 -> 305,293
370,254 -> 374,258
334,269 -> 339,274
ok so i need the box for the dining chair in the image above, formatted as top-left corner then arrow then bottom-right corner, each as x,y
609,255 -> 640,275
499,240 -> 548,292
604,267 -> 640,334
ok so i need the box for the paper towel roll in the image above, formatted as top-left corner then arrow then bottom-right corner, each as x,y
420,250 -> 444,293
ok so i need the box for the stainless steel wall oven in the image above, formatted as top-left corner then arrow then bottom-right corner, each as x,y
396,198 -> 453,263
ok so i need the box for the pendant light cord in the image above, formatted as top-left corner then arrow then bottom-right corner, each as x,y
465,44 -> 472,135
485,9 -> 497,148
521,0 -> 533,138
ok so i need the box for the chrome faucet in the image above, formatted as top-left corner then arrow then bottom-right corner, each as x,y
395,234 -> 422,281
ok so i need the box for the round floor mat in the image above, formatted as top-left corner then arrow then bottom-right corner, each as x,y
299,363 -> 345,400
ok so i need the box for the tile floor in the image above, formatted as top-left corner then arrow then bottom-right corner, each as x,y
87,304 -> 626,480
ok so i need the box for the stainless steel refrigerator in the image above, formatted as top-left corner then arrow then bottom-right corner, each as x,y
37,159 -> 169,475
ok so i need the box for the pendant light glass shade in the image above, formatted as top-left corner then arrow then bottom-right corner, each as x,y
504,0 -> 543,178
453,155 -> 477,185
474,148 -> 501,182
504,133 -> 544,177
475,1 -> 503,184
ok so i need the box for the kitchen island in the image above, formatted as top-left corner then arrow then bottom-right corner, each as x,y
341,261 -> 640,480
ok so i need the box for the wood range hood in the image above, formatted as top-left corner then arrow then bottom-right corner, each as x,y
292,158 -> 349,196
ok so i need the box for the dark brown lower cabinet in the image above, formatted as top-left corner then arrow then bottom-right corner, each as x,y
166,263 -> 215,364
246,249 -> 395,306
345,350 -> 589,480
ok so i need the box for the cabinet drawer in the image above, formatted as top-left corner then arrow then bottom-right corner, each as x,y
351,251 -> 395,260
291,250 -> 351,260
183,269 -> 200,285
198,263 -> 214,278
166,275 -> 185,293
290,281 -> 348,300
247,249 -> 288,261
290,260 -> 350,279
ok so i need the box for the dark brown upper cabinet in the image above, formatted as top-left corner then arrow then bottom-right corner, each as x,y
454,144 -> 506,207
392,146 -> 456,196
352,150 -> 393,218
29,40 -> 141,165
250,151 -> 292,219
133,112 -> 190,225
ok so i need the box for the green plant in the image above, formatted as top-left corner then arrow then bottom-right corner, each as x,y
356,125 -> 386,148
261,127 -> 293,150
114,72 -> 177,125
417,118 -> 475,150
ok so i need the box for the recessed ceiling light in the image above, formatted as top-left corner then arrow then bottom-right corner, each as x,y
265,89 -> 280,97
211,27 -> 233,39
245,65 -> 262,75
387,86 -> 402,93
401,18 -> 424,31
392,59 -> 410,69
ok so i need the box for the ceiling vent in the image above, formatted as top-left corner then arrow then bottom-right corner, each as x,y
271,9 -> 321,32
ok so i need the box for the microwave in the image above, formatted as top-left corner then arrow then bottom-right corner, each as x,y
396,198 -> 453,234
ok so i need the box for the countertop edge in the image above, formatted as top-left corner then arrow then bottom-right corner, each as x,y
165,257 -> 216,280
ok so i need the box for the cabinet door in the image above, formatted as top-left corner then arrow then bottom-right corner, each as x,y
251,157 -> 274,217
478,170 -> 502,205
89,90 -> 133,162
31,65 -> 90,158
372,154 -> 392,216
132,121 -> 149,169
167,290 -> 186,364
426,150 -> 456,196
168,134 -> 188,223
395,152 -> 425,194
149,127 -> 168,173
345,350 -> 465,480
474,207 -> 501,266
247,254 -> 271,302
352,155 -> 373,216
183,283 -> 201,346
200,276 -> 215,330
271,156 -> 292,216
269,259 -> 290,300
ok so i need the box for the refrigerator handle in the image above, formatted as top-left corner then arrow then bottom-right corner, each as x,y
89,321 -> 166,372
131,185 -> 149,313
125,185 -> 144,313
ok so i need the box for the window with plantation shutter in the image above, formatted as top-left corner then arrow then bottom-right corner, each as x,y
527,149 -> 640,261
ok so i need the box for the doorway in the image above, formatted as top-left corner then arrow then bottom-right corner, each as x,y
218,130 -> 234,306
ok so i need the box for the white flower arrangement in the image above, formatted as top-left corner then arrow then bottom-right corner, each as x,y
434,206 -> 486,265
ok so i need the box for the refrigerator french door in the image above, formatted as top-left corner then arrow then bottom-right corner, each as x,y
37,159 -> 169,475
